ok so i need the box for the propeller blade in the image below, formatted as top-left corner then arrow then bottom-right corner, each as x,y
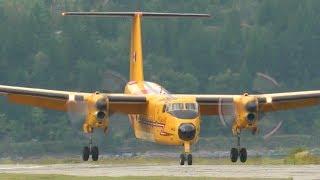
66,100 -> 88,130
263,120 -> 283,140
251,72 -> 284,139
253,72 -> 280,94
218,98 -> 235,127
101,70 -> 127,93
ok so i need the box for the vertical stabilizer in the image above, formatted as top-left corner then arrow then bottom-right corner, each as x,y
61,11 -> 210,83
130,13 -> 144,82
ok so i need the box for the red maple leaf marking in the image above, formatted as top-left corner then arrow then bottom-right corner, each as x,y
132,52 -> 136,62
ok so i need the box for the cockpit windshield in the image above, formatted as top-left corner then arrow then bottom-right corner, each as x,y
170,103 -> 184,111
164,103 -> 199,119
185,103 -> 198,111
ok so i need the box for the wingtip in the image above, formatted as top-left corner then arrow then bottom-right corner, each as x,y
202,13 -> 211,18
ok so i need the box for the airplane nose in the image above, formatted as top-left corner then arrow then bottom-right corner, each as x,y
178,123 -> 196,141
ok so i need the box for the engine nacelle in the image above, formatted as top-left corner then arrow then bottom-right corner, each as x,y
83,93 -> 110,133
232,93 -> 259,134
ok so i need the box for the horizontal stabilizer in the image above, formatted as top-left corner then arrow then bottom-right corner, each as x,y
62,12 -> 210,18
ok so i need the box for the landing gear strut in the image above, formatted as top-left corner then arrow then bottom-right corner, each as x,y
230,134 -> 247,163
180,142 -> 192,165
82,133 -> 99,161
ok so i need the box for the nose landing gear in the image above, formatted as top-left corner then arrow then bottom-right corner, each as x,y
179,153 -> 192,165
230,134 -> 247,163
180,141 -> 193,165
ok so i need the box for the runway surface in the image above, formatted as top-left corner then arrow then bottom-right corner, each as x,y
0,164 -> 319,179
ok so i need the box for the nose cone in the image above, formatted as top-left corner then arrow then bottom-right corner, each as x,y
178,124 -> 196,141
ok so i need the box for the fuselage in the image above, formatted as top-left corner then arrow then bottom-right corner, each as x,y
125,81 -> 200,145
123,12 -> 201,146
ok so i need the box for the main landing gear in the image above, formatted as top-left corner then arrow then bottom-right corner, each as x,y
82,133 -> 99,161
180,141 -> 192,165
230,134 -> 247,163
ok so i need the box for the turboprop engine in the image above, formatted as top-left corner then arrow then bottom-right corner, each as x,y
232,93 -> 259,134
83,93 -> 110,133
67,92 -> 110,134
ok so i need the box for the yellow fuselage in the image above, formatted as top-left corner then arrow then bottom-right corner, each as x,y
123,13 -> 200,146
125,81 -> 200,145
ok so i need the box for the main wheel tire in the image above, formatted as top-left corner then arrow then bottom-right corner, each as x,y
187,154 -> 192,165
82,146 -> 90,161
239,148 -> 247,163
179,154 -> 185,165
230,148 -> 238,163
91,146 -> 99,161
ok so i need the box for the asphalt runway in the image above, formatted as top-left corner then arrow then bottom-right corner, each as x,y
0,164 -> 319,179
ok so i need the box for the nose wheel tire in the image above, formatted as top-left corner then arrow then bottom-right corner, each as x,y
82,146 -> 90,161
230,148 -> 238,162
239,148 -> 247,163
179,154 -> 185,165
180,153 -> 193,165
187,154 -> 192,165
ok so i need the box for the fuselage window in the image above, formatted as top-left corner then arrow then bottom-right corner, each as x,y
162,104 -> 166,112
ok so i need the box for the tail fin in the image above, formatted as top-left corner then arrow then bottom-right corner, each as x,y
62,12 -> 210,82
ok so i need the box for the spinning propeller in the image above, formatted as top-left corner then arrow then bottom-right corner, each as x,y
66,70 -> 127,133
218,72 -> 283,140
66,97 -> 88,132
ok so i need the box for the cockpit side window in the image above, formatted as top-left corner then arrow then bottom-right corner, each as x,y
162,104 -> 166,113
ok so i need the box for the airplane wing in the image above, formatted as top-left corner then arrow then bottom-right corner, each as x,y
193,95 -> 235,115
0,85 -> 147,114
175,90 -> 320,115
2,84 -> 320,115
257,90 -> 320,112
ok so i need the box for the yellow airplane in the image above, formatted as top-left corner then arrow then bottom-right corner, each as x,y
1,11 -> 320,165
